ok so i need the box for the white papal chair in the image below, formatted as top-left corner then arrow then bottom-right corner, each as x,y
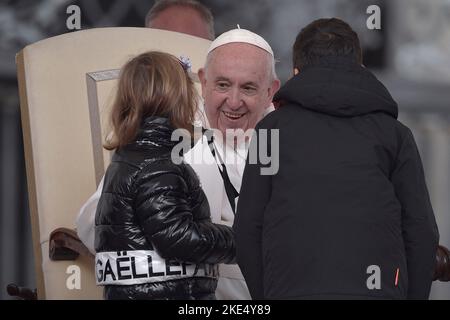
15,27 -> 210,299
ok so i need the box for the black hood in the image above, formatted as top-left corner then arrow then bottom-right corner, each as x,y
274,56 -> 398,118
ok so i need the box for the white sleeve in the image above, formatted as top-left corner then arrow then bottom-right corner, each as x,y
75,176 -> 104,254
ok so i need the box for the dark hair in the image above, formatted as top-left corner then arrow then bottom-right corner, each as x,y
293,18 -> 363,69
105,51 -> 197,150
145,0 -> 215,40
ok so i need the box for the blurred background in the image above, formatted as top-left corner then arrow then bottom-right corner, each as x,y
1,0 -> 449,299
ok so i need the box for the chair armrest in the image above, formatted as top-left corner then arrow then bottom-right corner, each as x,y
6,284 -> 37,300
49,227 -> 93,261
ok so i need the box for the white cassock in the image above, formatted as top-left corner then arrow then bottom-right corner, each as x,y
183,130 -> 250,300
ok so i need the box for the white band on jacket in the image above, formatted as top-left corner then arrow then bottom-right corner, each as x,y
96,250 -> 218,286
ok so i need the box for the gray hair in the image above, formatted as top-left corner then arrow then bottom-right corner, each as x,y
145,0 -> 215,40
204,47 -> 278,82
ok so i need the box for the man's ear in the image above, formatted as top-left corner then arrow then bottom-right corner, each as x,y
268,79 -> 281,100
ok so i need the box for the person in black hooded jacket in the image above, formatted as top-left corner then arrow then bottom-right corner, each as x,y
234,18 -> 439,300
95,51 -> 235,300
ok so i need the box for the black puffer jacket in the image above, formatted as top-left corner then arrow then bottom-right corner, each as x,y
235,56 -> 439,300
95,116 -> 235,300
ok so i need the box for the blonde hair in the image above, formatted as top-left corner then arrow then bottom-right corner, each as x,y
105,51 -> 197,150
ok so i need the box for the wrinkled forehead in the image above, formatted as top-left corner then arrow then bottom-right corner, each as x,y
206,43 -> 272,82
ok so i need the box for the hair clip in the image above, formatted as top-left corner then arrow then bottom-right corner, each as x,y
179,55 -> 192,72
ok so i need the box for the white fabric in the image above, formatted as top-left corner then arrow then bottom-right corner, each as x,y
216,277 -> 250,300
207,28 -> 274,56
185,134 -> 251,299
76,177 -> 103,254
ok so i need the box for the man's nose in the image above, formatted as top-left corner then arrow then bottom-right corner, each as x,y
227,88 -> 243,110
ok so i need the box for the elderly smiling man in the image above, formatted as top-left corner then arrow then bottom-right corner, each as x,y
77,28 -> 280,300
198,31 -> 279,136
194,28 -> 280,299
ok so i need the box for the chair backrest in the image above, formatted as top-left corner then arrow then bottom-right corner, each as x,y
16,27 -> 210,299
